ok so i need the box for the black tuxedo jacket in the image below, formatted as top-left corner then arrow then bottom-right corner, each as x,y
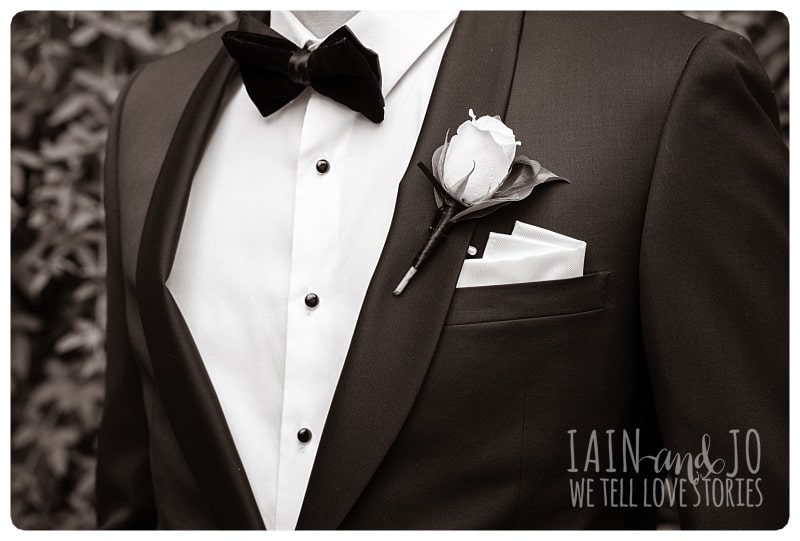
96,12 -> 788,529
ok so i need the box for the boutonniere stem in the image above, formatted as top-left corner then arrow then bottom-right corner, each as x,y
393,184 -> 457,296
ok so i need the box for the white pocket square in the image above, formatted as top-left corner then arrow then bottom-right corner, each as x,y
456,221 -> 586,288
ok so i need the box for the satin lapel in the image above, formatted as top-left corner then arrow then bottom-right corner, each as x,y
296,11 -> 525,530
135,43 -> 265,528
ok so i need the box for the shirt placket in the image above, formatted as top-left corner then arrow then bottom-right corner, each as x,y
275,92 -> 347,529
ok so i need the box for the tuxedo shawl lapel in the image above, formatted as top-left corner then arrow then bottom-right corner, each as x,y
297,12 -> 524,530
135,32 -> 265,529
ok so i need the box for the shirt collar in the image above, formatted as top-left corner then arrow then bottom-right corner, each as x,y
270,10 -> 458,98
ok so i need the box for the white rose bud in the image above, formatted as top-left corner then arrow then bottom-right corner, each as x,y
441,109 -> 521,205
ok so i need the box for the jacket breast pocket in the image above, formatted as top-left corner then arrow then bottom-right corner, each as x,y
409,272 -> 615,497
419,271 -> 615,454
444,271 -> 611,325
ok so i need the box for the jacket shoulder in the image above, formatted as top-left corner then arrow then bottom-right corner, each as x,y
518,12 -> 717,73
120,24 -> 232,128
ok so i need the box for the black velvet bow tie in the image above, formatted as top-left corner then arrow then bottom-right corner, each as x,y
222,14 -> 385,123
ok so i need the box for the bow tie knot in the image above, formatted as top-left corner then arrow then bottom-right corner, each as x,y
222,14 -> 385,123
287,46 -> 313,86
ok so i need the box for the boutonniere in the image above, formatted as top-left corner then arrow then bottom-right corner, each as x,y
393,109 -> 568,295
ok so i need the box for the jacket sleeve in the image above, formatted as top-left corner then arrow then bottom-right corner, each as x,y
639,28 -> 788,529
95,71 -> 158,529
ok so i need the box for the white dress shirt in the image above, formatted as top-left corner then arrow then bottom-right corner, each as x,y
166,11 -> 457,530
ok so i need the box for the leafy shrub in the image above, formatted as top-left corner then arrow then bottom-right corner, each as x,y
9,10 -> 788,530
10,11 -> 236,529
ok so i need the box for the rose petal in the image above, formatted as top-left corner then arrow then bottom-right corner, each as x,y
472,114 -> 515,139
443,122 -> 514,204
448,163 -> 476,203
473,114 -> 518,149
465,114 -> 518,162
431,143 -> 445,182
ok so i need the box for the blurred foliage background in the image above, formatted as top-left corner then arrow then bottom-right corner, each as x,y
10,11 -> 238,529
9,11 -> 788,530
